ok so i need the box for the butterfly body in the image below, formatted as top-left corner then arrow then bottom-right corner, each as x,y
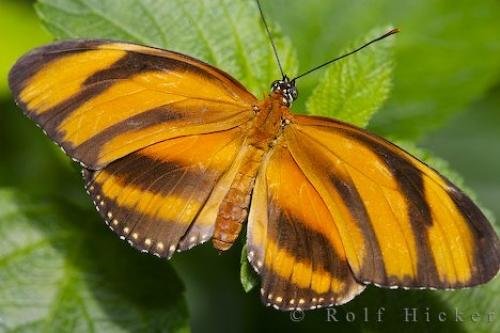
213,92 -> 292,251
8,39 -> 499,311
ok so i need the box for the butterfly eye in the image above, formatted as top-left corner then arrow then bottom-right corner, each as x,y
270,80 -> 280,92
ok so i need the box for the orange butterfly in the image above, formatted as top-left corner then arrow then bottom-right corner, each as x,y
8,1 -> 499,311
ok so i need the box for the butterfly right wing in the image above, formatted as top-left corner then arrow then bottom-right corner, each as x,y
246,114 -> 499,310
284,115 -> 499,289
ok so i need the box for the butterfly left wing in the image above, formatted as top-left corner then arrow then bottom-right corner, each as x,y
247,144 -> 365,310
84,127 -> 247,257
283,115 -> 499,290
9,40 -> 256,169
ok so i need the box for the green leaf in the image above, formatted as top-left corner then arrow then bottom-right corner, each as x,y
0,99 -> 80,200
34,0 -> 298,97
0,190 -> 189,332
306,27 -> 394,127
240,245 -> 259,293
0,1 -> 50,97
329,281 -> 499,333
264,0 -> 500,139
437,281 -> 500,333
422,87 -> 500,224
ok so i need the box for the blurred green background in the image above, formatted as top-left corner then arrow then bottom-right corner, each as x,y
0,0 -> 499,332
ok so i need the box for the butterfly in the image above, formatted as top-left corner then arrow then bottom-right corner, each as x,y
8,2 -> 499,312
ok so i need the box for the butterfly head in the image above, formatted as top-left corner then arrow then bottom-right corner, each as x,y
270,76 -> 298,107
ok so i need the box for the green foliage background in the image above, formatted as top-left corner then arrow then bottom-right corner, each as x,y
0,0 -> 499,332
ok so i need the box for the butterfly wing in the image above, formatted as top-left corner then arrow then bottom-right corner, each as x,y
84,126 -> 251,257
278,115 -> 499,290
9,40 -> 256,169
247,144 -> 366,310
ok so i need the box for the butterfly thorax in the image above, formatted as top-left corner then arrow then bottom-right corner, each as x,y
212,92 -> 292,251
248,91 -> 292,147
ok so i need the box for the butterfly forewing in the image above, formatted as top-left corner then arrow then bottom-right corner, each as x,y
9,40 -> 256,169
284,115 -> 499,289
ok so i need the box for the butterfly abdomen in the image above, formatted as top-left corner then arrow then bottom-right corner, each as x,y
212,94 -> 288,251
212,145 -> 265,251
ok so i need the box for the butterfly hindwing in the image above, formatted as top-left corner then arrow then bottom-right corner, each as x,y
247,144 -> 365,310
9,40 -> 256,169
83,127 -> 245,257
284,115 -> 499,289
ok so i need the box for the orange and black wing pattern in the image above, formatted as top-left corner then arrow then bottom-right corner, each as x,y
9,39 -> 259,257
248,114 -> 499,310
8,38 -> 499,312
9,40 -> 256,169
247,144 -> 365,310
84,127 -> 246,257
281,115 -> 499,291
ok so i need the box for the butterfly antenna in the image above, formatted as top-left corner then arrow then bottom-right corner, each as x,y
255,0 -> 285,78
292,28 -> 399,81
